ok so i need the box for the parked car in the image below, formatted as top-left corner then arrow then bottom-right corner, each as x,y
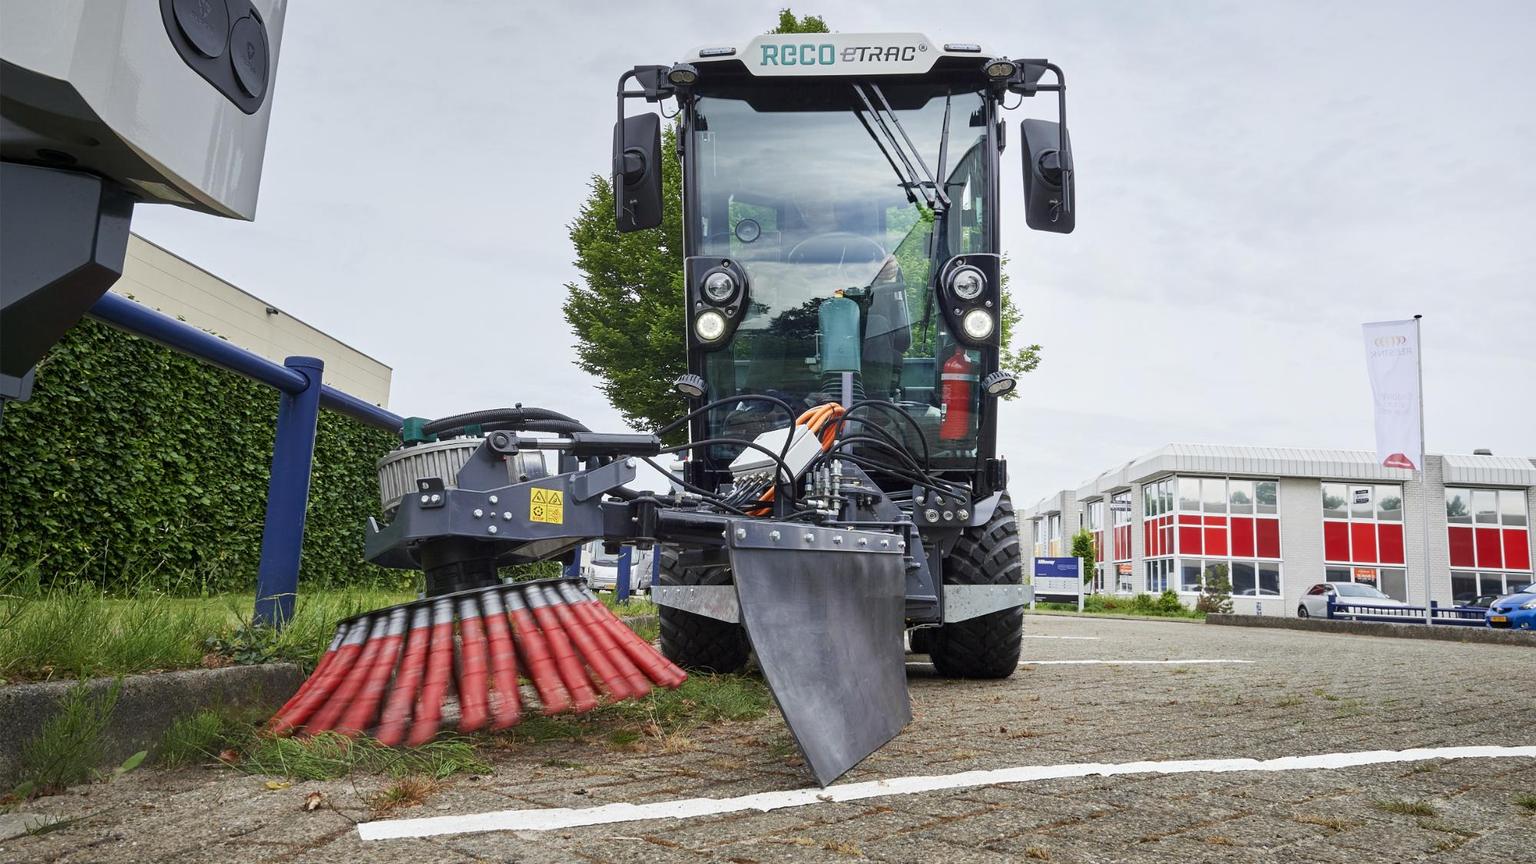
1297,582 -> 1408,618
1457,593 -> 1502,610
578,541 -> 653,593
1485,587 -> 1536,630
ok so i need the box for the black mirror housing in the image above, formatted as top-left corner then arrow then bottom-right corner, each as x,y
613,112 -> 663,232
1019,118 -> 1074,234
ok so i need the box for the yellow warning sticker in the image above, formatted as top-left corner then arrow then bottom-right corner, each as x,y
529,487 -> 564,525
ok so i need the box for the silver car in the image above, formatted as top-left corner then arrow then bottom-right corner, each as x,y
1297,582 -> 1408,618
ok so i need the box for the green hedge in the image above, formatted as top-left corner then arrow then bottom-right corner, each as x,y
0,317 -> 405,594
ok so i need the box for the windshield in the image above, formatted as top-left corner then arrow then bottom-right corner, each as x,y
690,82 -> 991,470
1335,583 -> 1388,599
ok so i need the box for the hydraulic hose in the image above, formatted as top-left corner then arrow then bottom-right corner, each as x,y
423,407 -> 589,437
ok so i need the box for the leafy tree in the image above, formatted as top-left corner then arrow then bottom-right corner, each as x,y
563,9 -> 1041,431
1070,528 -> 1096,585
771,9 -> 829,33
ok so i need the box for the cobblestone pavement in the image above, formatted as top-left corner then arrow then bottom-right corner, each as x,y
6,615 -> 1533,863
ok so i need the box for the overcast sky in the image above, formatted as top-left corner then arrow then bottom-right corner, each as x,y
133,0 -> 1536,504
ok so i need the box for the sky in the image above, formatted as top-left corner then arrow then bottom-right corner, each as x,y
133,0 -> 1536,505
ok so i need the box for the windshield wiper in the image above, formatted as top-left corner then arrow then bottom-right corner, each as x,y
852,108 -> 923,209
852,83 -> 945,212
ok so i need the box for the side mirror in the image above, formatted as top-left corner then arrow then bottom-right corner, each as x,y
613,112 -> 663,232
1019,118 -> 1074,234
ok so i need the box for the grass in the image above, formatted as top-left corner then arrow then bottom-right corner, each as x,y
240,733 -> 488,781
369,775 -> 442,817
0,557 -> 413,681
1374,798 -> 1437,817
14,678 -> 122,795
1032,590 -> 1205,620
1515,793 -> 1536,812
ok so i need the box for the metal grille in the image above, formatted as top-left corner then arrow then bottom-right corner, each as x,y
376,438 -> 483,513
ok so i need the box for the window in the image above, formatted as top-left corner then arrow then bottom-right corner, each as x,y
1445,487 -> 1532,575
1231,561 -> 1256,596
1229,479 -> 1254,515
1112,492 -> 1132,525
1378,568 -> 1407,602
1325,567 -> 1351,582
1451,570 -> 1528,601
1173,475 -> 1281,572
1180,560 -> 1202,593
1178,477 -> 1201,512
1086,500 -> 1103,530
1203,478 -> 1227,513
1176,558 -> 1280,596
1144,558 -> 1172,594
1256,481 -> 1278,515
1322,482 -> 1405,569
1142,478 -> 1176,559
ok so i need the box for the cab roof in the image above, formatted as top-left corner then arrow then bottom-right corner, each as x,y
684,32 -> 995,78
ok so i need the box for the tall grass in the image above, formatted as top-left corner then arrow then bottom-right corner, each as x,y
0,556 -> 413,681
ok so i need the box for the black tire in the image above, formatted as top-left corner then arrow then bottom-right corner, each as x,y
1296,605 -> 1310,619
656,546 -> 750,674
928,493 -> 1024,679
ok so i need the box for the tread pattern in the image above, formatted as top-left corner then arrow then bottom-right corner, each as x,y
656,547 -> 750,673
928,493 -> 1024,679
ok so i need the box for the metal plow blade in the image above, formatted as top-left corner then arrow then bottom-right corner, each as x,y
729,525 -> 910,787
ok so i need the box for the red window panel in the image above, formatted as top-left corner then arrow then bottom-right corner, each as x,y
1118,526 -> 1132,561
1230,517 -> 1255,557
1205,515 -> 1228,528
1256,518 -> 1281,559
1094,531 -> 1105,563
1350,522 -> 1377,564
1377,523 -> 1405,565
1179,514 -> 1201,525
1504,529 -> 1531,572
1447,526 -> 1476,568
1204,526 -> 1228,557
1179,526 -> 1203,556
1323,520 -> 1349,562
1144,522 -> 1153,555
1475,527 -> 1503,569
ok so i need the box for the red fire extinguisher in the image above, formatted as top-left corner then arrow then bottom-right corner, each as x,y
940,346 -> 976,441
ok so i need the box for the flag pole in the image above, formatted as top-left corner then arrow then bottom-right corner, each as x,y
1415,314 -> 1431,625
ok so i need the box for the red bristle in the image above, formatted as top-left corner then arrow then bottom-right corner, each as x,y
532,584 -> 635,701
270,623 -> 345,723
503,588 -> 571,715
583,587 -> 686,687
522,585 -> 598,713
306,614 -> 389,735
455,596 -> 491,732
406,598 -> 456,746
269,618 -> 370,735
374,605 -> 431,747
554,583 -> 651,700
478,590 -> 522,729
336,607 -> 407,737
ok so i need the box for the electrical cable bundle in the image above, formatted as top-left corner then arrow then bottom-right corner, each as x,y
267,578 -> 684,745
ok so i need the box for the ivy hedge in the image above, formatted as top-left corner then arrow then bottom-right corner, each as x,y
0,318 -> 406,594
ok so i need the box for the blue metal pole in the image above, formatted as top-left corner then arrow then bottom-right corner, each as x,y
254,356 -> 325,627
651,547 -> 660,591
617,546 -> 632,602
565,544 -> 583,579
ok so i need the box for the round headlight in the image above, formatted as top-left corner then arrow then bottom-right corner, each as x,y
695,310 -> 728,343
949,266 -> 985,300
962,309 -> 995,340
702,271 -> 736,303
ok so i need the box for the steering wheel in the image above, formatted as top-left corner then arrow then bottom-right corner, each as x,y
786,232 -> 888,281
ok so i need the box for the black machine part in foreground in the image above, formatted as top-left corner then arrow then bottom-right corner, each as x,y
363,407 -> 1029,785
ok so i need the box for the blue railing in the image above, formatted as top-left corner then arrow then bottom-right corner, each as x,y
88,292 -> 403,627
1326,596 -> 1487,627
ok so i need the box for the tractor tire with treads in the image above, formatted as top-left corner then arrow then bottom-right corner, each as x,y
928,493 -> 1023,678
656,547 -> 750,674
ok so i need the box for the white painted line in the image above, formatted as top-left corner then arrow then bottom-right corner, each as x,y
1021,635 -> 1101,640
1018,659 -> 1254,666
357,746 -> 1536,841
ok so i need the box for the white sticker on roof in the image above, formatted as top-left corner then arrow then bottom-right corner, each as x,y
740,32 -> 938,76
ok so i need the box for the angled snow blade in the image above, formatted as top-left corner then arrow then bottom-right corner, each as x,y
729,524 -> 910,786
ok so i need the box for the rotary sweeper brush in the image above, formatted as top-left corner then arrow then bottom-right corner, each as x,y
272,32 -> 1078,786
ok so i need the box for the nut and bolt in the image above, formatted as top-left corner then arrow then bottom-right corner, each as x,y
735,528 -> 747,539
473,508 -> 484,518
430,493 -> 442,503
420,495 -> 430,504
503,512 -> 512,520
488,525 -> 498,534
942,511 -> 954,522
958,509 -> 970,520
804,533 -> 816,543
488,495 -> 499,504
769,530 -> 781,541
925,509 -> 940,522
833,535 -> 843,545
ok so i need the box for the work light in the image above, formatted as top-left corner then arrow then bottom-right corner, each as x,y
695,310 -> 727,343
962,308 -> 995,340
983,57 -> 1017,81
667,63 -> 699,86
948,266 -> 985,301
672,373 -> 707,399
703,270 -> 736,303
981,370 -> 1017,397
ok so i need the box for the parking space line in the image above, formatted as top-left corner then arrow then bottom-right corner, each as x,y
357,746 -> 1536,841
1021,635 -> 1101,640
1017,659 -> 1254,666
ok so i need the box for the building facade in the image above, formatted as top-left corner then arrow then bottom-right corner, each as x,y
1020,444 -> 1536,616
111,234 -> 393,406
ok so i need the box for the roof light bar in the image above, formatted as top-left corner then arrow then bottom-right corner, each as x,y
944,42 -> 982,53
698,47 -> 736,57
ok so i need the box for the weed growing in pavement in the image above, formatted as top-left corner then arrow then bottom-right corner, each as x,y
1375,798 -> 1437,817
1293,812 -> 1358,830
15,678 -> 122,794
240,732 -> 487,782
368,775 -> 442,817
1416,817 -> 1477,837
1515,793 -> 1536,812
1024,847 -> 1051,860
155,704 -> 268,768
1274,694 -> 1305,707
497,673 -> 771,747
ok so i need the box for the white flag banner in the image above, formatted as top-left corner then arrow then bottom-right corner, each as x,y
1362,319 -> 1422,470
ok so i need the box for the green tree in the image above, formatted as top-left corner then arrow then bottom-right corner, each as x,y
563,9 -> 1041,431
771,9 -> 829,33
1070,528 -> 1096,585
1196,562 -> 1233,614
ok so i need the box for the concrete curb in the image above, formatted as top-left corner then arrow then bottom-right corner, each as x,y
1205,614 -> 1536,646
0,663 -> 303,789
1026,610 -> 1203,624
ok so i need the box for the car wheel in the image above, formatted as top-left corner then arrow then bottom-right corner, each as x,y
1296,605 -> 1309,619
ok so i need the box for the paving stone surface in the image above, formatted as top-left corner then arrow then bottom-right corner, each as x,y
3,615 -> 1531,862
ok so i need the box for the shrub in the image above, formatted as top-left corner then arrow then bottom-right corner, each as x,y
1196,562 -> 1234,614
